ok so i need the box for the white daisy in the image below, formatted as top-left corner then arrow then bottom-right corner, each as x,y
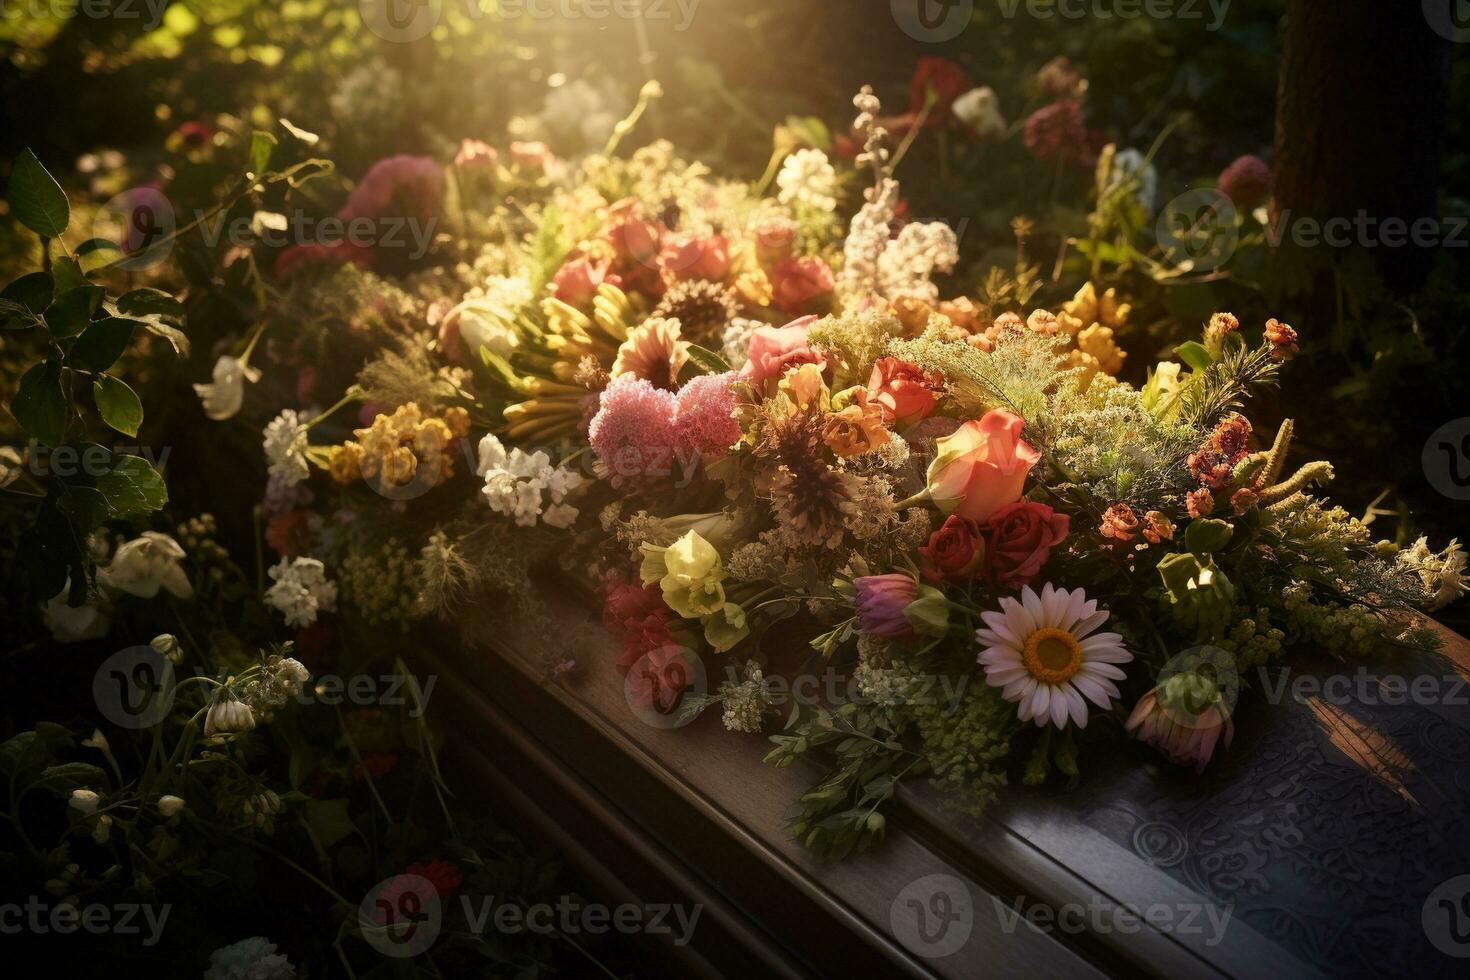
976,583 -> 1133,729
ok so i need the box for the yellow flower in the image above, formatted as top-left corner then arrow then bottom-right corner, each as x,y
640,530 -> 727,619
703,602 -> 749,652
1072,323 -> 1126,377
779,363 -> 829,412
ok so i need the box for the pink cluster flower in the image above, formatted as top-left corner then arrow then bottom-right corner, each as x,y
588,375 -> 678,486
674,372 -> 741,459
1216,154 -> 1271,210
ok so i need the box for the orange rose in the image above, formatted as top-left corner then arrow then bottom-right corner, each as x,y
867,356 -> 943,424
925,410 -> 1040,523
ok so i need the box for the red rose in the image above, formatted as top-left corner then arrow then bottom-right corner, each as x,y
919,515 -> 986,583
984,501 -> 1070,589
769,256 -> 835,314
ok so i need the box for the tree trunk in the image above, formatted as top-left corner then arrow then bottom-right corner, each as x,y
1273,0 -> 1454,295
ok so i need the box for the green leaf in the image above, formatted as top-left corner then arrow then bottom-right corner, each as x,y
115,287 -> 183,321
249,130 -> 278,176
93,374 -> 143,437
685,344 -> 732,375
2,271 -> 54,314
8,149 -> 70,238
1175,341 -> 1214,372
49,254 -> 87,295
113,288 -> 188,356
93,453 -> 168,517
11,359 -> 68,447
45,284 -> 103,337
69,317 -> 139,373
31,762 -> 106,796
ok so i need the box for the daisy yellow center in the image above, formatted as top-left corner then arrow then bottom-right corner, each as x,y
1022,627 -> 1083,685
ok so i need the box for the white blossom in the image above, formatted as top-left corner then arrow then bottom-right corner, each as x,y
777,148 -> 838,213
953,86 -> 1006,139
194,355 -> 261,421
204,936 -> 297,980
477,434 -> 584,528
42,587 -> 111,643
263,410 -> 311,488
264,557 -> 337,628
1398,537 -> 1468,611
98,531 -> 193,600
875,221 -> 959,305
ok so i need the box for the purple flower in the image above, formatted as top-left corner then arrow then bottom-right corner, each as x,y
854,574 -> 919,638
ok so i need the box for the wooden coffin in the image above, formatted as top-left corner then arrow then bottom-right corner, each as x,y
428,587 -> 1470,979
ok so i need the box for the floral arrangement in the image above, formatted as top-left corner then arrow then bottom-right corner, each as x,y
154,80 -> 1465,863
10,72 -> 1463,899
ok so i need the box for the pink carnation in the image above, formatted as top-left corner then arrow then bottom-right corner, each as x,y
674,372 -> 741,459
588,375 -> 678,486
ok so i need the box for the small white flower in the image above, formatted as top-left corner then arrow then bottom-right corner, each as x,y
98,531 -> 193,600
151,633 -> 185,663
777,148 -> 838,213
477,434 -> 581,528
953,86 -> 1006,139
264,557 -> 338,628
205,699 -> 257,737
69,789 -> 101,815
194,355 -> 261,421
42,586 -> 111,643
263,409 -> 311,488
158,795 -> 186,817
205,936 -> 296,980
977,584 -> 1133,729
1399,537 -> 1468,611
81,729 -> 110,753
